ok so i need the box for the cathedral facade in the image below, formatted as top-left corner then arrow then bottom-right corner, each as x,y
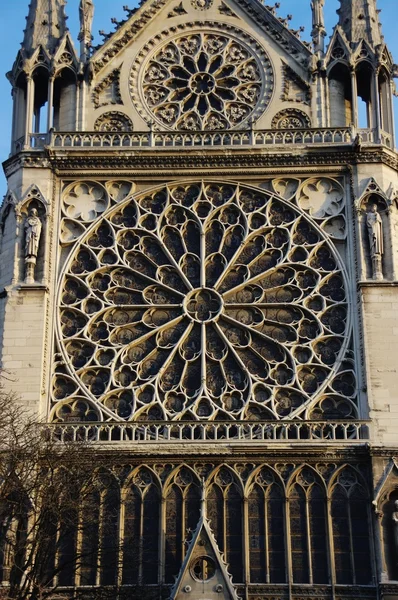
1,0 -> 398,598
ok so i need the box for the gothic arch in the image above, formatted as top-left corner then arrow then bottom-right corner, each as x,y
79,469 -> 120,586
121,466 -> 161,585
53,67 -> 78,131
287,466 -> 329,584
329,466 -> 373,585
246,466 -> 287,583
356,180 -> 390,281
164,465 -> 202,583
206,465 -> 244,582
327,62 -> 352,127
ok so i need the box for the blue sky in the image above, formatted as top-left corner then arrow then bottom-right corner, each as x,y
0,0 -> 397,199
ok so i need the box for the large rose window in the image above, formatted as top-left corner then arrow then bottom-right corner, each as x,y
54,181 -> 356,423
131,27 -> 273,130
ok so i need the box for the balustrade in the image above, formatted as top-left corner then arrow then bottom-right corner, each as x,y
10,128 -> 395,152
44,420 -> 370,444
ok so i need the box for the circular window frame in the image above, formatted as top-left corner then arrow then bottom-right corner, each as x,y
190,556 -> 217,582
130,22 -> 275,131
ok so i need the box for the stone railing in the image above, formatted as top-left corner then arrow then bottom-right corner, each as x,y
43,420 -> 370,445
10,126 -> 394,155
49,127 -> 353,149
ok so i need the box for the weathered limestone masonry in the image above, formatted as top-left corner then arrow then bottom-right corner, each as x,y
2,0 -> 398,598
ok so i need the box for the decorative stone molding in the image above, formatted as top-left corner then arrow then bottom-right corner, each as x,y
90,0 -> 310,76
281,63 -> 311,105
219,2 -> 239,17
92,68 -> 122,108
271,109 -> 311,130
94,111 -> 134,132
191,0 -> 213,9
167,2 -> 187,17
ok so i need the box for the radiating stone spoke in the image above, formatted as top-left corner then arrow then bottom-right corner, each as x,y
56,181 -> 353,423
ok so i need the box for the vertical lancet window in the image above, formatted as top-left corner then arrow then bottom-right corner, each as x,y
206,467 -> 243,583
248,468 -> 286,583
289,468 -> 328,584
165,467 -> 201,583
331,468 -> 373,585
79,472 -> 120,586
122,469 -> 160,585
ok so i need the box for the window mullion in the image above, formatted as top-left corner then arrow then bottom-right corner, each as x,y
286,496 -> 293,585
326,494 -> 336,588
138,490 -> 144,584
306,489 -> 313,585
264,492 -> 270,583
348,494 -> 356,584
182,488 -> 186,560
96,490 -> 105,586
117,491 -> 125,587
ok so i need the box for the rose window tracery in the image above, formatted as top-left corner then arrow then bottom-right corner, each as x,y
132,28 -> 273,130
54,181 -> 355,423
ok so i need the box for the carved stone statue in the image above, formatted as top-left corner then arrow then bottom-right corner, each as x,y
311,0 -> 325,53
311,0 -> 325,30
24,208 -> 42,284
366,203 -> 384,280
79,0 -> 94,46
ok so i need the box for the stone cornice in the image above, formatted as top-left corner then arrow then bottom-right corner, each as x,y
68,444 -> 372,461
3,145 -> 398,179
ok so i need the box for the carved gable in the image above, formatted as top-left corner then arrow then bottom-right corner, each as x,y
88,0 -> 312,131
170,514 -> 239,600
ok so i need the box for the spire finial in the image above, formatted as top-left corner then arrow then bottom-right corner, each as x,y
337,0 -> 383,49
311,0 -> 326,54
22,0 -> 67,57
78,0 -> 94,62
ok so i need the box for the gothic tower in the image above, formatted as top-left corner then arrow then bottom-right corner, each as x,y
1,0 -> 398,597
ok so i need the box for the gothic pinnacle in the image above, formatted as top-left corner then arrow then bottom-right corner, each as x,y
337,0 -> 383,49
22,0 -> 67,57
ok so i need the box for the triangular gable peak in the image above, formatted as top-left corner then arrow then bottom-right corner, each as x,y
325,27 -> 352,68
170,511 -> 240,600
7,51 -> 26,86
91,0 -> 312,76
378,44 -> 395,73
352,38 -> 377,64
355,177 -> 391,213
18,44 -> 53,75
53,34 -> 79,75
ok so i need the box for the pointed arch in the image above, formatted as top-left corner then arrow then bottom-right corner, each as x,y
53,66 -> 78,132
246,466 -> 286,583
330,466 -> 373,585
287,466 -> 329,584
328,62 -> 353,127
378,66 -> 393,134
164,465 -> 202,583
206,465 -> 243,583
122,466 -> 160,585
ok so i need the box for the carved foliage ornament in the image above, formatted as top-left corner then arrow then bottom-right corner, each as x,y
272,109 -> 311,130
131,26 -> 273,130
94,112 -> 134,132
54,181 -> 355,423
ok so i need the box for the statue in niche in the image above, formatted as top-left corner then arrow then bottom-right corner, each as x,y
24,208 -> 42,284
366,203 -> 384,280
